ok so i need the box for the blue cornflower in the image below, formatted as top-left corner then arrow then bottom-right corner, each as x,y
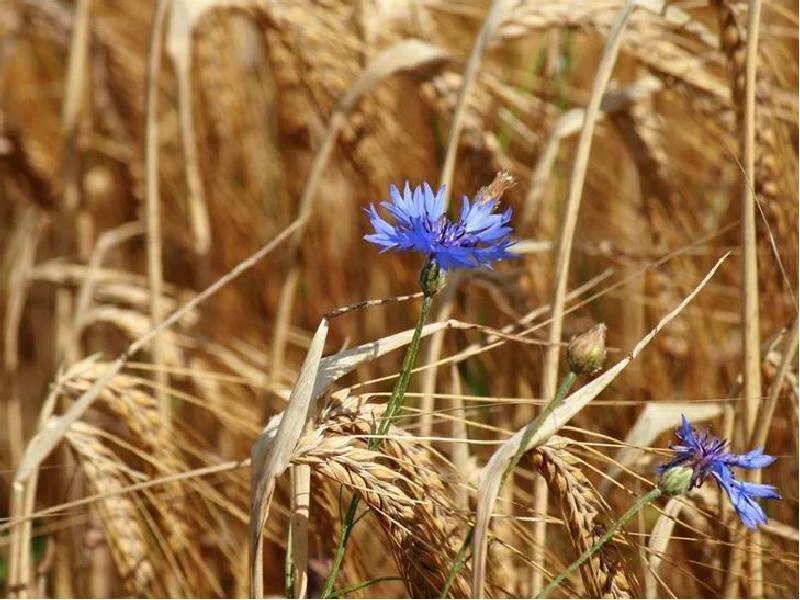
658,415 -> 780,529
364,181 -> 514,270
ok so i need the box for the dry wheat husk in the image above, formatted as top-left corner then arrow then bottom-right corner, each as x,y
288,391 -> 573,597
291,395 -> 478,598
65,422 -> 161,597
531,443 -> 635,599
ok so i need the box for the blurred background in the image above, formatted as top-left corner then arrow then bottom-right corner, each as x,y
0,0 -> 797,598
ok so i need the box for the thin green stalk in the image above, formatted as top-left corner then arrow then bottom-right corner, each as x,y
440,527 -> 473,598
372,294 -> 434,445
320,293 -> 435,598
331,576 -> 403,598
537,488 -> 662,599
502,370 -> 577,487
321,495 -> 359,598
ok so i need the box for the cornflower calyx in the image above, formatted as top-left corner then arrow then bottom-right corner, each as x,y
419,259 -> 444,297
658,466 -> 693,496
657,415 -> 780,529
364,181 -> 514,270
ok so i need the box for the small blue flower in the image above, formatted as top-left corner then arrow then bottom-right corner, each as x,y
364,182 -> 514,270
658,415 -> 780,529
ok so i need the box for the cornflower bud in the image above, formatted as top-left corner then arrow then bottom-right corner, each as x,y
567,323 -> 607,375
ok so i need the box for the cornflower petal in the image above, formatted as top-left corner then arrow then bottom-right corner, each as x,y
364,182 -> 515,270
722,447 -> 776,469
712,470 -> 780,529
675,414 -> 700,449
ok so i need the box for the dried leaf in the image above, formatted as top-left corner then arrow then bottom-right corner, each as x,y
249,318 -> 329,595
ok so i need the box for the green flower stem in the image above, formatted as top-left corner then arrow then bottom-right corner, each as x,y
439,526 -> 473,598
320,293 -> 434,598
330,576 -> 403,598
537,488 -> 663,599
440,370 -> 577,598
372,293 -> 434,446
502,370 -> 577,487
321,495 -> 358,599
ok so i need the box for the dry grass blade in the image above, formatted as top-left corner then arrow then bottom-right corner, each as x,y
751,319 -> 798,449
340,40 -> 449,109
289,463 -> 310,598
521,76 -> 661,225
165,0 -> 219,256
313,320 -> 451,401
7,474 -> 38,598
471,253 -> 729,597
738,1 -> 766,593
59,0 -> 89,220
3,208 -> 41,467
73,221 -> 144,326
6,365 -> 92,598
250,319 -> 329,598
645,497 -> 683,598
144,0 -> 172,422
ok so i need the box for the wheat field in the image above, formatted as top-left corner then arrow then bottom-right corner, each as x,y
0,0 -> 797,598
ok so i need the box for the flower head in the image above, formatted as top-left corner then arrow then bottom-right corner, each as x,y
364,182 -> 514,270
657,415 -> 780,529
